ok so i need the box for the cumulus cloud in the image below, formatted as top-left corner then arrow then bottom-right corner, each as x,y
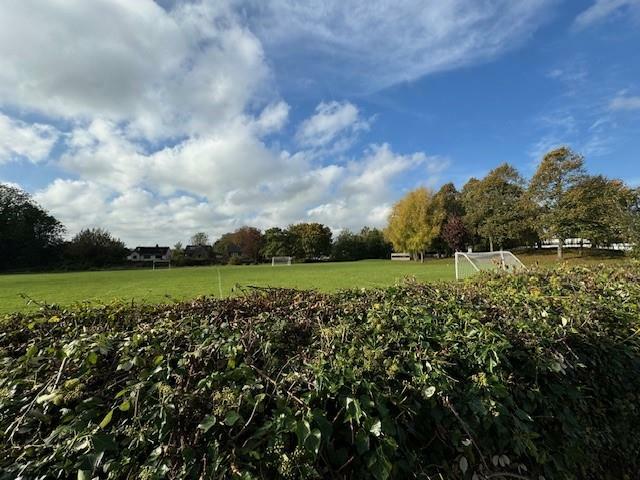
0,0 -> 269,139
296,101 -> 370,149
0,113 -> 59,164
573,0 -> 640,30
1,0 -> 465,245
247,0 -> 553,93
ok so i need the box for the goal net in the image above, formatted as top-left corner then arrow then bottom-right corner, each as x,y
271,256 -> 292,266
455,251 -> 526,280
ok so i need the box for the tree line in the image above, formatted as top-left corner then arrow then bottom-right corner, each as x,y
171,224 -> 391,266
0,184 -> 390,271
385,147 -> 640,259
2,146 -> 638,271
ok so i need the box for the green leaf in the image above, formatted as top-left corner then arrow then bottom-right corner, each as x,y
77,470 -> 88,480
198,414 -> 217,433
119,400 -> 131,412
305,428 -> 321,456
224,411 -> 241,426
296,419 -> 311,446
99,409 -> 114,429
369,419 -> 382,437
87,351 -> 98,365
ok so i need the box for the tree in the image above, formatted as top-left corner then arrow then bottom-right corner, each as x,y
529,147 -> 586,259
565,176 -> 633,250
288,223 -> 332,259
385,187 -> 444,262
0,184 -> 64,271
261,227 -> 294,258
461,164 -> 529,252
234,226 -> 264,263
190,232 -> 210,246
213,232 -> 239,262
171,242 -> 186,266
65,228 -> 128,268
441,215 -> 469,252
359,227 -> 392,259
332,230 -> 362,261
432,183 -> 463,255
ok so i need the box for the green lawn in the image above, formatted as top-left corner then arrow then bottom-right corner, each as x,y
0,250 -> 628,315
0,259 -> 454,315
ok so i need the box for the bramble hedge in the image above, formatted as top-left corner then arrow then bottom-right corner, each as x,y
1,264 -> 639,479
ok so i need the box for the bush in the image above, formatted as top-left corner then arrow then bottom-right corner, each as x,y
1,264 -> 639,479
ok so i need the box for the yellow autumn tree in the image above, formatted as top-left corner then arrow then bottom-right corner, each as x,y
385,187 -> 444,262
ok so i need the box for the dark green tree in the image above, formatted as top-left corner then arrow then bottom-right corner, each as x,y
0,184 -> 64,271
64,228 -> 128,268
288,223 -> 332,259
261,227 -> 294,258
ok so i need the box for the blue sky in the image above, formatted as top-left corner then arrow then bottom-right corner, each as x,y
0,0 -> 639,245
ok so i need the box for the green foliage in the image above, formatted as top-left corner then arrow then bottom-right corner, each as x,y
288,222 -> 333,259
261,227 -> 294,258
0,183 -> 65,271
461,163 -> 534,251
529,147 -> 586,257
1,264 -> 639,478
65,228 -> 129,268
332,227 -> 391,261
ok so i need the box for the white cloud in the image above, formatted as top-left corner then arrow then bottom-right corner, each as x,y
2,0 -> 461,245
296,101 -> 370,149
0,113 -> 59,164
574,0 -> 640,30
248,0 -> 553,92
35,140 -> 448,245
0,0 -> 270,139
609,93 -> 640,111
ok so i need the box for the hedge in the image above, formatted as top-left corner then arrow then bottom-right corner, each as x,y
1,264 -> 639,479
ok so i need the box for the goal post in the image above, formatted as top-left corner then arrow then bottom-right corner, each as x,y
271,256 -> 292,266
455,251 -> 526,280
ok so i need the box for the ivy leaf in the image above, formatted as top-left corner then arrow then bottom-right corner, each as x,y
99,410 -> 114,429
198,414 -> 217,433
224,411 -> 240,426
296,419 -> 311,446
305,428 -> 321,456
87,351 -> 98,365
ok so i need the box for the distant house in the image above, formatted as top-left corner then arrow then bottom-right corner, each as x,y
127,245 -> 171,262
184,245 -> 215,262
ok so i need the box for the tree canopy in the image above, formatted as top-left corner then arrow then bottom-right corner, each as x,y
529,147 -> 586,258
0,184 -> 64,271
385,187 -> 444,261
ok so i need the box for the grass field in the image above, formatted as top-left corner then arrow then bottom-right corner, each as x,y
0,250 -> 628,314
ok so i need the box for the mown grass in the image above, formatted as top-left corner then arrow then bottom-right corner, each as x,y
0,250 -> 627,314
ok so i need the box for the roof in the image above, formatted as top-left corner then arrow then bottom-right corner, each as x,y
131,245 -> 170,255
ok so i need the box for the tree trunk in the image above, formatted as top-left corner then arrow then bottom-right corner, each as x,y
557,240 -> 563,260
489,236 -> 494,252
420,251 -> 424,263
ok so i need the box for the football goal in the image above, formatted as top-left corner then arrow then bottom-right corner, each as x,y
455,251 -> 526,280
271,256 -> 292,266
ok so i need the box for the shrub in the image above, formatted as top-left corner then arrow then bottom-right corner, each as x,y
1,264 -> 639,479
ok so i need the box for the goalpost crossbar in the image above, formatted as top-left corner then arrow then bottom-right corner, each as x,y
455,251 -> 526,280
